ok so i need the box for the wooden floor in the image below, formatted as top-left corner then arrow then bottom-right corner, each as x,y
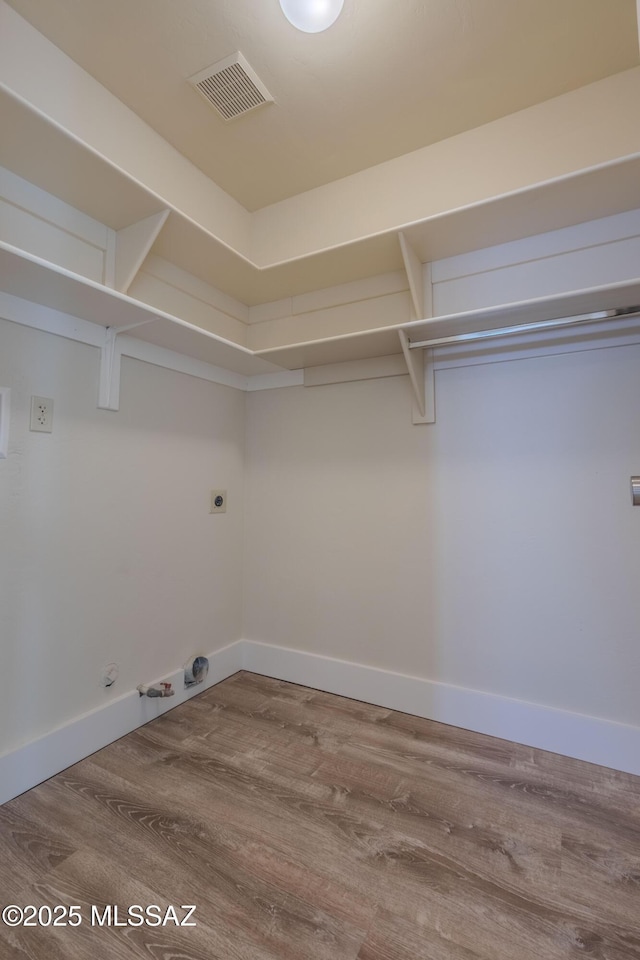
1,672 -> 639,959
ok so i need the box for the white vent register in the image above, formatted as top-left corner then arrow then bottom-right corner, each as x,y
189,53 -> 274,121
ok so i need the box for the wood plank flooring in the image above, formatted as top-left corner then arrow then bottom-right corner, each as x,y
1,670 -> 639,959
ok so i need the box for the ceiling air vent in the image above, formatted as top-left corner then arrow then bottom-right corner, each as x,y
189,53 -> 274,121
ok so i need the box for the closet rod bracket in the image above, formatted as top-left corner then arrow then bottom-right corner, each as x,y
399,329 -> 435,424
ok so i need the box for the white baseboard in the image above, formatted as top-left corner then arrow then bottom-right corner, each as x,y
0,641 -> 244,806
3,638 -> 639,806
243,640 -> 640,778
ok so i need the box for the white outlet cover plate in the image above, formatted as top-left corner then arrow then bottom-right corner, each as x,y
30,396 -> 54,433
0,388 -> 9,458
210,489 -> 227,513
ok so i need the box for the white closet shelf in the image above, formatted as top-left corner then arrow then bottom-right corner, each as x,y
255,277 -> 640,370
0,87 -> 164,231
402,278 -> 640,346
254,327 -> 406,370
3,82 -> 640,413
0,87 -> 404,304
0,242 -> 283,377
4,241 -> 640,381
153,215 -> 404,306
400,156 -> 640,266
3,86 -> 640,307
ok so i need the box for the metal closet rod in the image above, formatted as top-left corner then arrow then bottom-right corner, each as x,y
407,306 -> 640,349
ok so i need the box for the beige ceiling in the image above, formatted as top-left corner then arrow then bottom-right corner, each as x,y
5,0 -> 639,212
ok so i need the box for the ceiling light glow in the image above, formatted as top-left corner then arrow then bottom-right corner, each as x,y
279,0 -> 344,33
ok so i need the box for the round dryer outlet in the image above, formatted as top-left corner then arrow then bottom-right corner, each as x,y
184,655 -> 209,688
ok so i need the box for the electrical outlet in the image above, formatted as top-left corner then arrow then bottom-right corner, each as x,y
30,396 -> 54,433
210,489 -> 227,514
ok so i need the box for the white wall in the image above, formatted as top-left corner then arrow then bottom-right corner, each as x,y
0,316 -> 245,756
244,343 -> 640,730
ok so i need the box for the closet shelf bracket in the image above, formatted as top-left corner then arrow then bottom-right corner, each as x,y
105,208 -> 170,294
399,329 -> 435,424
398,230 -> 435,423
98,318 -> 157,411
